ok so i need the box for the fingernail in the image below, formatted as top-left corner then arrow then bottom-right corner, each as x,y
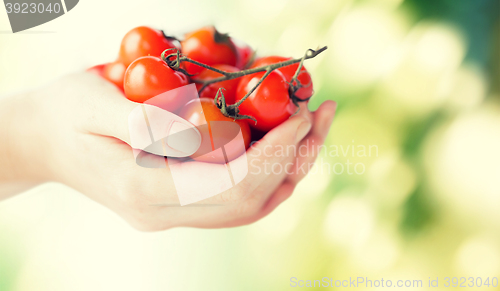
295,121 -> 312,143
166,122 -> 201,155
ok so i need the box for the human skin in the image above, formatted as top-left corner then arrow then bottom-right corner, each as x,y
0,72 -> 337,231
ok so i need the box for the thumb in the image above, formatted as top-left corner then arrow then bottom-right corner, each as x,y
84,72 -> 201,157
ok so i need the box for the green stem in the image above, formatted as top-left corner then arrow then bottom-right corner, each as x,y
164,46 -> 328,94
181,58 -> 232,76
160,46 -> 328,123
230,69 -> 272,108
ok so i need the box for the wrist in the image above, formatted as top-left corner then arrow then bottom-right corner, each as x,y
0,92 -> 50,184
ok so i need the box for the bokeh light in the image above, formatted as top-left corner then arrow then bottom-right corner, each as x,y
0,0 -> 499,290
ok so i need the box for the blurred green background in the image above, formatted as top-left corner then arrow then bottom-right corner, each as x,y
0,0 -> 499,290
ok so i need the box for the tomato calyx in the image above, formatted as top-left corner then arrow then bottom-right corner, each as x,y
286,48 -> 323,114
288,85 -> 311,116
160,30 -> 181,46
213,28 -> 231,44
212,27 -> 238,56
214,88 -> 257,124
289,77 -> 313,104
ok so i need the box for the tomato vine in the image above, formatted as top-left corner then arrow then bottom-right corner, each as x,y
160,46 -> 328,122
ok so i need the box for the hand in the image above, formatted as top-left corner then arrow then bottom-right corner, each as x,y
0,72 -> 336,231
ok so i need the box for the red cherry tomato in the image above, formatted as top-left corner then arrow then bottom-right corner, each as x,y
233,39 -> 254,69
124,56 -> 188,110
87,63 -> 107,77
236,70 -> 295,132
180,98 -> 251,163
192,64 -> 240,104
103,61 -> 126,90
181,26 -> 237,75
119,26 -> 178,67
251,56 -> 313,100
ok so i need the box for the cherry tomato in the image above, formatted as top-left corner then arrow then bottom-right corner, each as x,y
236,70 -> 295,132
180,98 -> 251,163
192,64 -> 240,104
103,61 -> 126,90
119,26 -> 178,67
124,56 -> 188,110
181,26 -> 237,75
251,56 -> 313,100
233,39 -> 254,69
87,63 -> 107,77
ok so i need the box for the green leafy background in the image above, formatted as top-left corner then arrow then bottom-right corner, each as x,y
0,0 -> 499,290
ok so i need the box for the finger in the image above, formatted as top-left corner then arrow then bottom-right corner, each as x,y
129,104 -> 201,157
286,100 -> 337,185
257,181 -> 295,218
79,72 -> 137,144
235,101 -> 336,218
218,102 -> 311,205
82,72 -> 201,157
237,113 -> 311,194
295,101 -> 314,126
218,182 -> 296,227
132,110 -> 311,208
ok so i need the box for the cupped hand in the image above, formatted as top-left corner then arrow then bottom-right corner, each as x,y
21,72 -> 336,231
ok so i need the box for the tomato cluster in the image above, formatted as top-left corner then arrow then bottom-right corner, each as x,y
89,26 -> 315,162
